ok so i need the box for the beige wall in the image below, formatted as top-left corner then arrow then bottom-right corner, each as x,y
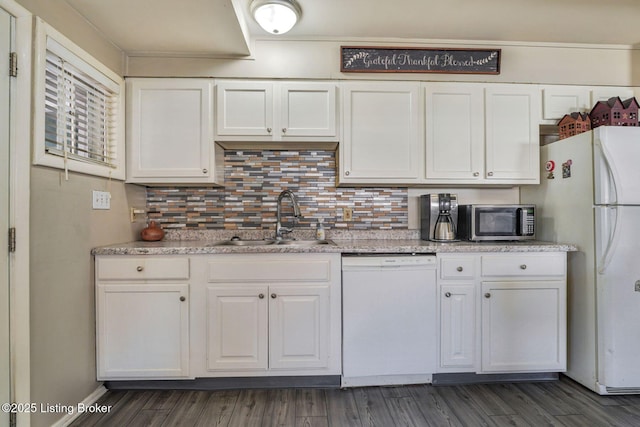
126,38 -> 638,87
15,0 -> 123,74
29,167 -> 145,427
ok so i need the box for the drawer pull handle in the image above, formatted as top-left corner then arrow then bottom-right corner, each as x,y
445,292 -> 452,298
259,293 -> 265,299
488,172 -> 494,176
282,128 -> 287,134
267,127 -> 272,133
473,172 -> 479,177
180,296 -> 186,302
456,266 -> 463,272
136,266 -> 144,272
271,293 -> 277,299
484,293 -> 491,298
520,264 -> 527,270
202,168 -> 208,174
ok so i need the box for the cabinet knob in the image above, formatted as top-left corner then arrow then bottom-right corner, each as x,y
445,292 -> 452,298
520,264 -> 527,270
488,172 -> 494,177
180,296 -> 186,302
282,128 -> 287,134
136,266 -> 144,272
345,171 -> 350,176
484,293 -> 491,298
271,293 -> 277,299
473,172 -> 479,177
202,168 -> 208,174
267,127 -> 272,133
259,293 -> 265,299
456,266 -> 463,272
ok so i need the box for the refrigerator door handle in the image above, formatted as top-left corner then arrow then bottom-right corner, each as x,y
596,140 -> 619,205
598,206 -> 620,274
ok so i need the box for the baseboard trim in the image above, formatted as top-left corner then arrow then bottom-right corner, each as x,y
105,375 -> 341,391
432,372 -> 559,386
51,384 -> 108,427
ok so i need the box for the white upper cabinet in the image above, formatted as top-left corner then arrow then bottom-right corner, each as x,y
485,85 -> 540,184
541,85 -> 635,124
215,81 -> 338,142
424,83 -> 485,181
424,83 -> 540,184
541,86 -> 591,121
126,78 -> 223,186
340,82 -> 422,184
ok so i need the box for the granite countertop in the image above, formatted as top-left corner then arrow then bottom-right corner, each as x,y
92,230 -> 577,256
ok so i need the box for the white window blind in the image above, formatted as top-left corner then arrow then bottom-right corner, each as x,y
44,38 -> 120,168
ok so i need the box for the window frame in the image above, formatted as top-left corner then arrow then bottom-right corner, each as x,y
33,18 -> 125,180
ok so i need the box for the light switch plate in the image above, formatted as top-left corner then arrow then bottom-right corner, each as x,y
92,190 -> 111,210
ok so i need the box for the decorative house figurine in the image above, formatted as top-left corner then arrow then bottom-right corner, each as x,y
589,97 -> 639,128
558,112 -> 591,140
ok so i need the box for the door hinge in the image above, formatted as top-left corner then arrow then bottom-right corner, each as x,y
9,52 -> 17,77
8,228 -> 16,253
9,411 -> 16,427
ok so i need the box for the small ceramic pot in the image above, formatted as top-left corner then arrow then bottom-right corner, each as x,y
141,221 -> 165,241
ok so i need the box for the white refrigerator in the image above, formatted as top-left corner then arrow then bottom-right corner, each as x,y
522,126 -> 640,394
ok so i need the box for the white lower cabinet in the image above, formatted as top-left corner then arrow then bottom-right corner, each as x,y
192,253 -> 341,377
206,284 -> 330,372
437,252 -> 567,375
480,280 -> 566,372
95,256 -> 191,380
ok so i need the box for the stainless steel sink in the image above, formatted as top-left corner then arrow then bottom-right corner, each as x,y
276,239 -> 335,246
208,239 -> 335,246
209,239 -> 276,246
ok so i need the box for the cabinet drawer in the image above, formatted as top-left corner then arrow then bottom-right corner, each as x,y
481,254 -> 565,277
439,257 -> 476,280
97,257 -> 190,280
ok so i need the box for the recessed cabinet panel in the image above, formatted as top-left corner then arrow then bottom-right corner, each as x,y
96,283 -> 189,379
425,83 -> 484,180
269,286 -> 330,369
440,284 -> 475,369
126,78 -> 221,185
485,86 -> 540,183
281,84 -> 337,137
206,286 -> 269,371
542,86 -> 590,120
481,281 -> 566,372
216,82 -> 273,136
341,82 -> 422,183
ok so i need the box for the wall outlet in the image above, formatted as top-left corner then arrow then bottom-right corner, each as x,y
343,207 -> 353,221
92,190 -> 111,210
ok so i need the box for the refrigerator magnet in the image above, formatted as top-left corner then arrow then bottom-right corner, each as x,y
545,160 -> 555,179
562,159 -> 572,178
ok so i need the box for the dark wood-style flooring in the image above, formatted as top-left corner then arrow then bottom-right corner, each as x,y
70,375 -> 640,426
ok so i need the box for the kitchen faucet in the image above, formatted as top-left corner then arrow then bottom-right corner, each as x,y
276,189 -> 301,239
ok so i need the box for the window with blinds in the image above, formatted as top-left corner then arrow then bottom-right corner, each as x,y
34,19 -> 125,180
44,43 -> 118,167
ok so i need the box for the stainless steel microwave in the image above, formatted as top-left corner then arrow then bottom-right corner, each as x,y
457,205 -> 535,241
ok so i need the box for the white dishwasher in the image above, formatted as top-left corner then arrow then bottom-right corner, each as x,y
341,254 -> 438,387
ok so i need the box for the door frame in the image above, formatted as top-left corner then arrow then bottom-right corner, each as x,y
0,0 -> 31,425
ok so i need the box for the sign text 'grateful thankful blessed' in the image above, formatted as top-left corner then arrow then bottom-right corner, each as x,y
341,46 -> 501,74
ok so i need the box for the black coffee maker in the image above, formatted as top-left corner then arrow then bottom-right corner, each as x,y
420,193 -> 459,241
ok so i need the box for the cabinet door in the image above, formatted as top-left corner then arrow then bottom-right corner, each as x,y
206,286 -> 268,371
485,85 -> 540,183
269,286 -> 330,370
425,83 -> 484,181
280,83 -> 337,139
96,283 -> 189,379
127,78 -> 216,183
440,284 -> 476,371
541,86 -> 590,121
215,81 -> 273,137
340,82 -> 422,183
481,281 -> 566,373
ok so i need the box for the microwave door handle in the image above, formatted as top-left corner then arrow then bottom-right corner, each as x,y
515,208 -> 523,236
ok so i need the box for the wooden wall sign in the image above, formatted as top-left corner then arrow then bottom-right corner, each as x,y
341,46 -> 501,74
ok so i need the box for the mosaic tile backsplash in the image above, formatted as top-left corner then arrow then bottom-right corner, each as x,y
147,150 -> 408,230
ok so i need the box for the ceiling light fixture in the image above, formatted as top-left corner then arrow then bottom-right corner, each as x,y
250,0 -> 302,35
